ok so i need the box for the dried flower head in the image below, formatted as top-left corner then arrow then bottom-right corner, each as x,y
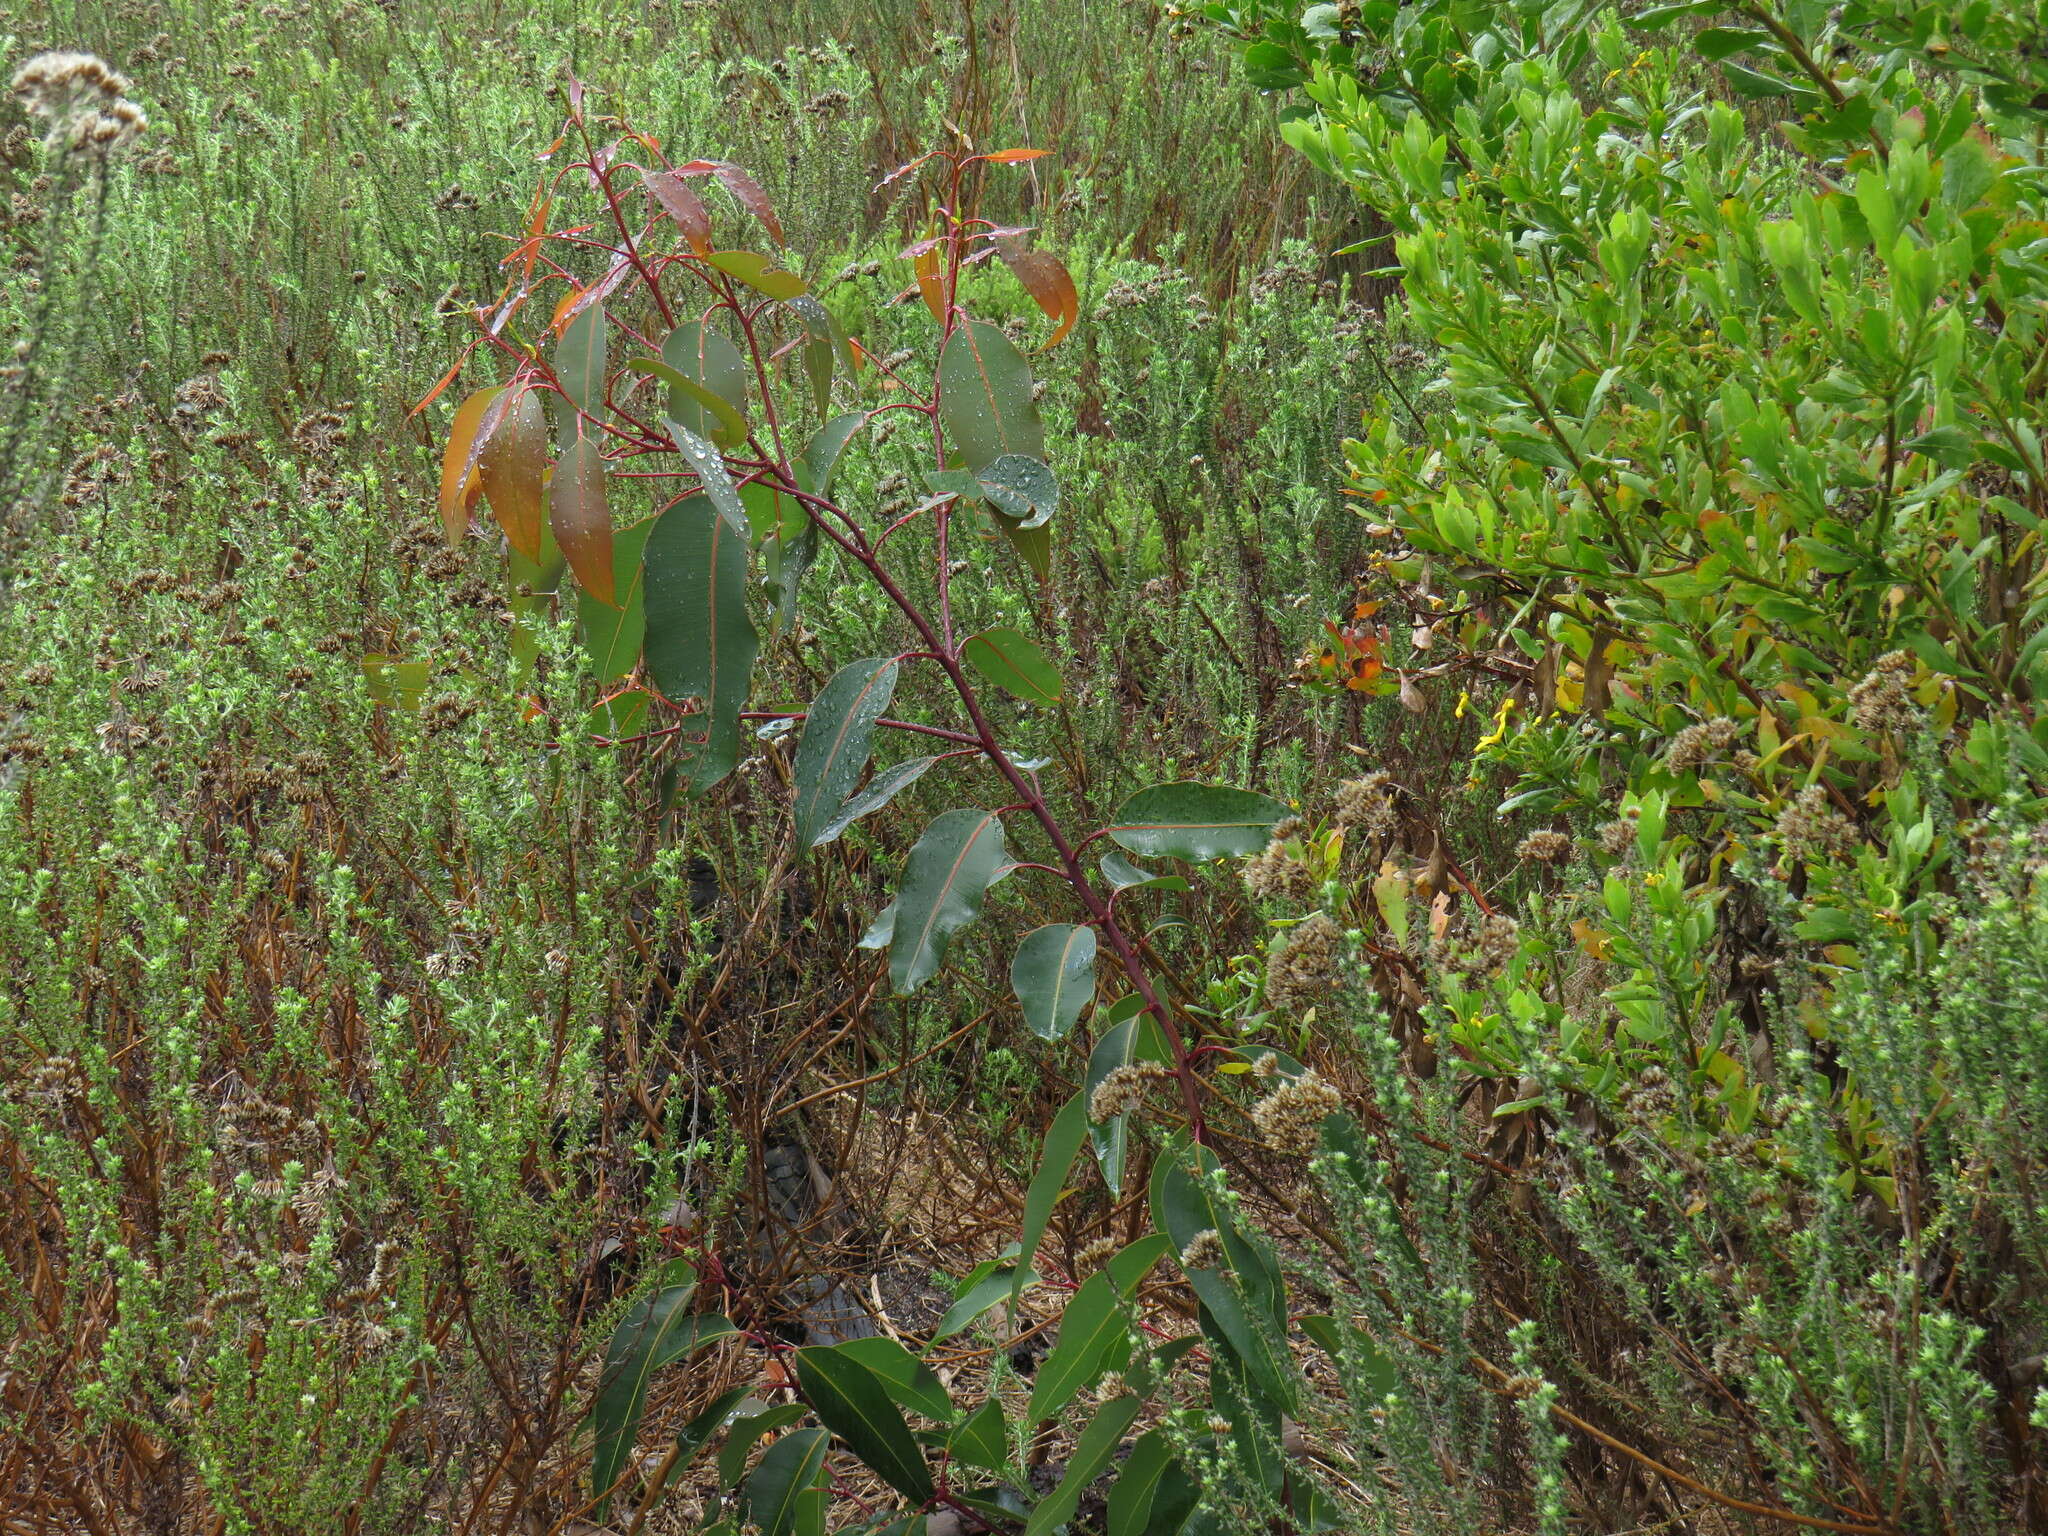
1665,716 -> 1740,773
1848,651 -> 1919,733
1180,1229 -> 1228,1271
1774,784 -> 1858,861
1088,1059 -> 1175,1123
1333,773 -> 1397,838
1597,818 -> 1635,857
1072,1237 -> 1119,1277
10,51 -> 147,155
1515,830 -> 1571,866
1250,1068 -> 1343,1158
1266,911 -> 1343,1014
1242,837 -> 1316,904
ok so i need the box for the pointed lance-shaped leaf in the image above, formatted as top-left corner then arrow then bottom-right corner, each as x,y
643,167 -> 715,256
1085,1007 -> 1172,1195
792,658 -> 899,849
809,755 -> 942,849
1024,1274 -> 1132,1424
993,514 -> 1052,581
833,1337 -> 954,1421
708,161 -> 784,245
740,1427 -> 829,1536
1023,1396 -> 1144,1536
913,245 -> 947,326
632,359 -> 749,449
666,417 -> 751,540
589,1282 -> 736,1517
643,494 -> 759,793
890,808 -> 1007,994
803,413 -> 867,497
1013,1090 -> 1089,1313
793,1346 -> 933,1503
550,433 -> 616,607
1011,924 -> 1096,1040
555,303 -> 608,438
478,387 -> 548,562
437,386 -> 501,545
706,250 -> 806,300
579,515 -> 654,683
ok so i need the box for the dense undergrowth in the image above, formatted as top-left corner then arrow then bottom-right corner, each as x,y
2,0 -> 2046,1532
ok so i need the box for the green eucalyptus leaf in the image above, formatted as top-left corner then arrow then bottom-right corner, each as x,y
812,756 -> 943,848
667,417 -> 751,539
805,413 -> 867,496
793,658 -> 899,849
835,1336 -> 954,1421
1025,1275 -> 1132,1424
975,454 -> 1059,527
964,627 -> 1063,705
938,318 -> 1045,471
1013,1090 -> 1089,1313
1084,1009 -> 1171,1195
1022,1396 -> 1143,1536
556,303 -> 607,434
643,494 -> 759,793
590,1283 -> 734,1516
1101,852 -> 1189,893
1011,924 -> 1097,1040
794,1346 -> 933,1503
1108,1430 -> 1186,1536
579,515 -> 654,682
930,1260 -> 1035,1343
708,250 -> 807,299
1104,782 -> 1289,862
947,1397 -> 1010,1471
889,808 -> 1008,994
719,1404 -> 807,1488
741,1426 -> 830,1536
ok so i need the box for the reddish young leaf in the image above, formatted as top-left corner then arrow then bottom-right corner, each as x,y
994,238 -> 1079,349
981,147 -> 1049,163
438,386 -> 502,545
644,168 -> 714,256
411,345 -> 477,418
876,152 -> 940,191
480,389 -> 548,562
709,162 -> 784,246
551,433 -> 616,607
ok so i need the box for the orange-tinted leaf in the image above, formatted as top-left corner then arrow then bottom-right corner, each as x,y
710,162 -> 783,246
548,285 -> 584,337
480,389 -> 549,562
438,387 -> 502,545
982,148 -> 1049,163
518,179 -> 553,282
994,238 -> 1078,349
913,247 -> 946,326
551,434 -> 616,607
644,169 -> 714,256
551,261 -> 634,339
411,348 -> 473,418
